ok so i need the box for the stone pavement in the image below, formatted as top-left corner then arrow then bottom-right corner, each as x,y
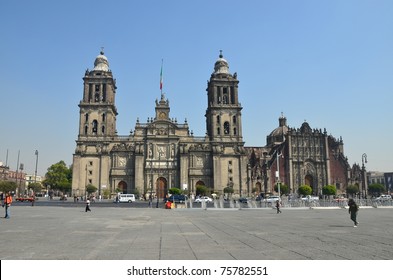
1,205 -> 393,260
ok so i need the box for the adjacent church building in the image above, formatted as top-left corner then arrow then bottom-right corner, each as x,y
72,51 -> 360,199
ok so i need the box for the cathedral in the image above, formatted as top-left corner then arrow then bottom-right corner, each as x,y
72,51 -> 248,198
72,51 -> 355,199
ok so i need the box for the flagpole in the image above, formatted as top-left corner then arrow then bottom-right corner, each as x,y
160,59 -> 163,95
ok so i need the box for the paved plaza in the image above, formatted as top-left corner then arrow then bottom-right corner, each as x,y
1,205 -> 393,260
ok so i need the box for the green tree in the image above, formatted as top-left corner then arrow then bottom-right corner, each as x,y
42,161 -> 72,194
168,187 -> 181,195
346,185 -> 359,197
0,181 -> 17,193
196,185 -> 209,196
86,184 -> 97,195
274,183 -> 289,196
368,183 -> 385,197
223,186 -> 234,194
298,185 -> 312,196
322,185 -> 337,196
102,189 -> 111,199
28,182 -> 42,194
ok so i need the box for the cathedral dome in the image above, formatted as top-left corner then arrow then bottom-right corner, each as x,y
267,115 -> 288,146
213,50 -> 229,74
269,125 -> 288,137
93,50 -> 110,71
269,115 -> 288,137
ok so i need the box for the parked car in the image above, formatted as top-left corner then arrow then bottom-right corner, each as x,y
114,193 -> 136,203
238,197 -> 249,203
375,195 -> 392,201
194,196 -> 213,203
167,195 -> 188,203
263,196 -> 280,204
301,195 -> 319,201
333,196 -> 348,202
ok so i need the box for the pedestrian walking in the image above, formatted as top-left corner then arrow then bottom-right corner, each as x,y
348,198 -> 359,227
31,193 -> 35,206
85,199 -> 91,212
276,200 -> 282,214
4,192 -> 13,218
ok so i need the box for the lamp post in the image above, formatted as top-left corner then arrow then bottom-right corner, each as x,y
276,150 -> 282,198
156,152 -> 161,208
246,163 -> 250,197
149,160 -> 153,208
361,153 -> 368,199
262,152 -> 268,197
34,150 -> 39,183
19,163 -> 24,195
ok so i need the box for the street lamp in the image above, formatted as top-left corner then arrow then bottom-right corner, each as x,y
34,150 -> 39,183
262,152 -> 268,197
156,152 -> 161,208
276,150 -> 283,198
149,160 -> 153,208
19,163 -> 24,195
361,153 -> 368,199
246,163 -> 250,197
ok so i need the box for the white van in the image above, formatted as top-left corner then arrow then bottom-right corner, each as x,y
115,193 -> 136,203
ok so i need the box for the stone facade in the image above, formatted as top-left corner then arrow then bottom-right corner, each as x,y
72,51 -> 358,199
245,116 -> 352,197
72,51 -> 248,198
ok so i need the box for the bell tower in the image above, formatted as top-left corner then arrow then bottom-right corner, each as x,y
78,50 -> 118,138
205,51 -> 243,142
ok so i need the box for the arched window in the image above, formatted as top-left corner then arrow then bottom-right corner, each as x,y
234,127 -> 237,135
233,116 -> 236,124
101,126 -> 105,134
92,120 -> 98,134
102,113 -> 106,122
85,113 -> 89,122
102,84 -> 106,102
223,94 -> 228,104
84,125 -> 88,135
216,115 -> 220,123
224,122 -> 230,135
217,127 -> 220,135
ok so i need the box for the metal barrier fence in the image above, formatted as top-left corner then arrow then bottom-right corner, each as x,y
235,198 -> 393,209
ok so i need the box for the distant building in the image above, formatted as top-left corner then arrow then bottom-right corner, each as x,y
384,172 -> 393,194
0,163 -> 9,181
367,171 -> 393,194
367,171 -> 385,185
25,174 -> 43,187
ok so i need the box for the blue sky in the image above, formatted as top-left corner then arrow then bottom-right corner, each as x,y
1,0 -> 392,176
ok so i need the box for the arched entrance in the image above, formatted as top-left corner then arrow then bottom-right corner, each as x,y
255,182 -> 262,194
117,181 -> 127,193
304,175 -> 314,193
195,180 -> 207,195
156,177 -> 167,199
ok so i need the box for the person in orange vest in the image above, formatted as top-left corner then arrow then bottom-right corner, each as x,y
4,192 -> 13,219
